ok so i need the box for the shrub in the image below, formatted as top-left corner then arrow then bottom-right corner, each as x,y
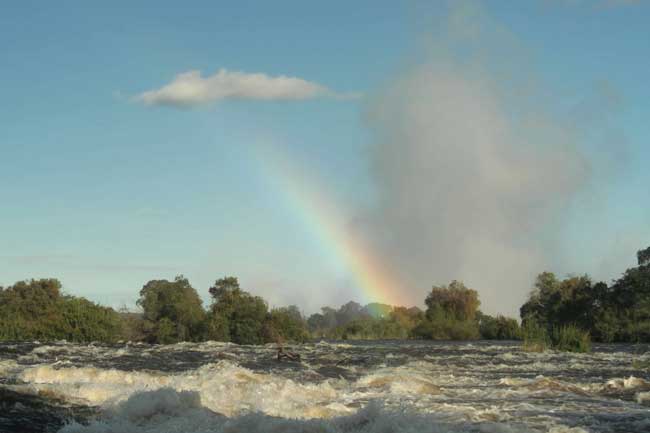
266,306 -> 309,343
551,325 -> 591,353
59,297 -> 124,342
479,313 -> 521,340
0,279 -> 124,343
522,322 -> 591,353
412,314 -> 479,340
137,276 -> 206,344
522,321 -> 550,352
330,316 -> 413,340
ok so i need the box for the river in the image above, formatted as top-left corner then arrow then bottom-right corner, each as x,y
0,340 -> 649,433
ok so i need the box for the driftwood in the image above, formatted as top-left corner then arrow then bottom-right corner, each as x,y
277,347 -> 301,362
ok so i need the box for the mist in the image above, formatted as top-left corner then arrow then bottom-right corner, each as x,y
358,4 -> 591,315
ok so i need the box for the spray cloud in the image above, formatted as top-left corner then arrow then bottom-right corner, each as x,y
358,3 -> 591,315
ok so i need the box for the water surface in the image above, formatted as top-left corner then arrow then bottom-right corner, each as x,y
1,340 -> 649,432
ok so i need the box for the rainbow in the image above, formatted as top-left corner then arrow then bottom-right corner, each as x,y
252,144 -> 405,307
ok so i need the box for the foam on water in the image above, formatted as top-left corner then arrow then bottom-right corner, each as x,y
1,340 -> 649,433
19,361 -> 347,418
0,359 -> 19,376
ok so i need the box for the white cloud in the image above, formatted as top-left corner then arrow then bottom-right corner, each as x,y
135,69 -> 357,107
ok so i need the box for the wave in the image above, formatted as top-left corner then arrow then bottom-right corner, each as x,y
58,388 -> 591,433
3,341 -> 650,433
20,361 -> 347,418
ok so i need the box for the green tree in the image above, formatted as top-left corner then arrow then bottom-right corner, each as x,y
608,260 -> 650,342
478,312 -> 521,340
136,275 -> 206,343
363,303 -> 393,319
414,281 -> 481,340
638,246 -> 650,266
206,276 -> 269,345
520,272 -> 560,327
519,258 -> 650,343
59,296 -> 123,342
520,273 -> 594,331
0,279 -> 123,343
266,306 -> 309,343
425,280 -> 480,321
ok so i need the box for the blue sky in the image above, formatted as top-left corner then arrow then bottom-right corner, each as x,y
1,1 -> 649,315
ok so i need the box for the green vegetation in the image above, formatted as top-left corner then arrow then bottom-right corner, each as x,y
522,322 -> 591,353
477,313 -> 521,340
267,306 -> 310,343
137,276 -> 206,344
0,279 -> 122,342
0,276 -> 312,345
205,276 -> 310,345
551,325 -> 591,353
412,281 -> 480,340
307,301 -> 424,340
2,244 -> 648,347
522,320 -> 550,352
327,308 -> 423,340
520,246 -> 650,344
206,277 -> 269,344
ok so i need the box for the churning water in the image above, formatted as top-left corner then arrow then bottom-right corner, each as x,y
0,340 -> 649,433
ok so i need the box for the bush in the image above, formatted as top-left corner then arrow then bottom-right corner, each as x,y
266,306 -> 309,343
412,314 -> 479,340
330,316 -> 412,340
479,313 -> 521,340
137,276 -> 206,344
59,297 -> 124,342
0,279 -> 124,343
206,277 -> 269,345
522,322 -> 591,353
522,321 -> 550,352
551,325 -> 591,353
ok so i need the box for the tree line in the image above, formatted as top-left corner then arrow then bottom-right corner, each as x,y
1,245 -> 648,345
520,245 -> 650,343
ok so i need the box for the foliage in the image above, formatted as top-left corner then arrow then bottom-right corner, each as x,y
591,306 -> 619,343
0,279 -> 123,343
59,296 -> 123,342
306,302 -> 371,337
3,244 -> 648,345
266,306 -> 310,343
412,312 -> 480,340
307,309 -> 336,337
390,307 -> 424,335
411,281 -> 480,340
307,301 -> 423,340
478,312 -> 521,340
521,320 -> 550,352
425,280 -> 480,321
551,325 -> 591,353
520,246 -> 650,343
330,310 -> 421,340
638,246 -> 650,267
118,308 -> 148,342
363,303 -> 393,319
206,276 -> 269,345
521,321 -> 591,353
136,275 -> 206,344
